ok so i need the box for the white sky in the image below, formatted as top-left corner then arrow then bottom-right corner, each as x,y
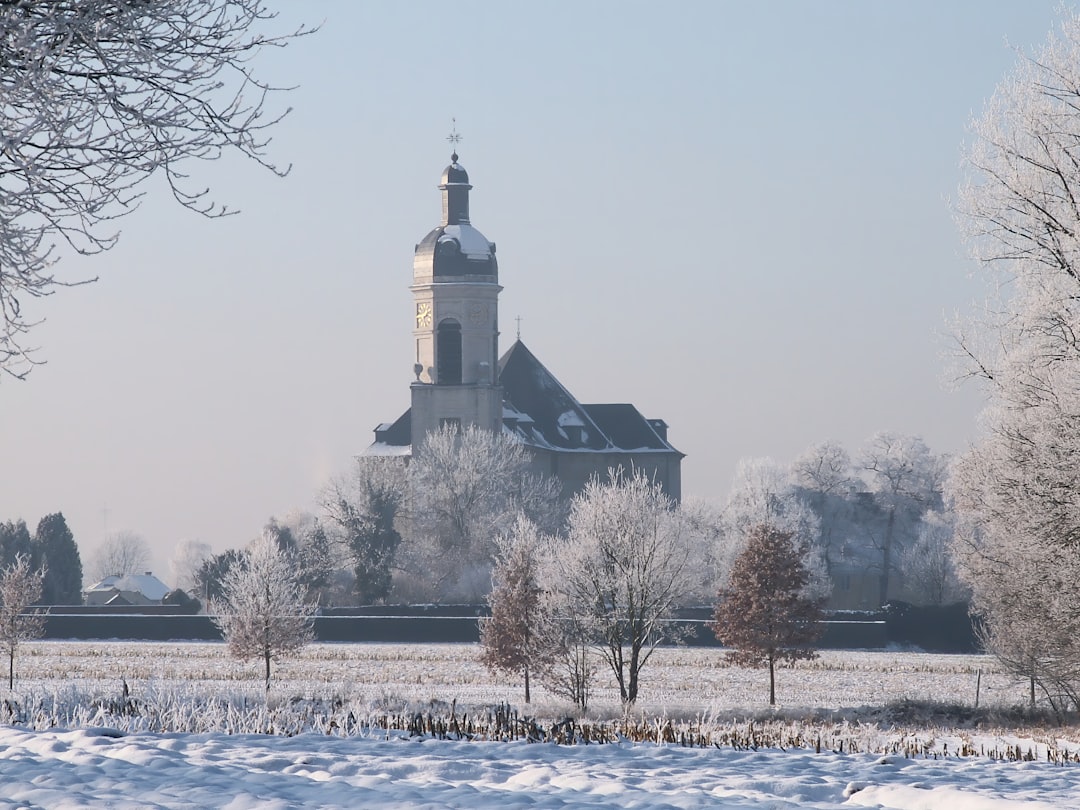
0,2 -> 1067,579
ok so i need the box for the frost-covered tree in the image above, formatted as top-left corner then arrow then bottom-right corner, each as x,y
711,524 -> 825,706
548,470 -> 689,705
169,539 -> 213,593
404,424 -> 561,602
949,7 -> 1080,711
32,513 -> 82,605
721,458 -> 828,601
897,510 -> 968,606
858,433 -> 945,606
322,458 -> 407,605
212,534 -> 315,690
791,440 -> 857,574
0,1 -> 312,378
0,554 -> 45,689
479,516 -> 555,703
88,531 -> 151,581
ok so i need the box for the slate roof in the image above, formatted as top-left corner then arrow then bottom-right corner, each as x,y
365,340 -> 681,458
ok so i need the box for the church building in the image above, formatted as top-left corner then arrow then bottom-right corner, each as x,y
366,150 -> 683,500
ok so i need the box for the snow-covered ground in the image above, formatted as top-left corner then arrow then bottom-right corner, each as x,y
0,726 -> 1074,809
0,641 -> 1077,808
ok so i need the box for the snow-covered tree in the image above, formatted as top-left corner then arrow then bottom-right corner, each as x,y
949,7 -> 1080,710
897,510 -> 968,606
711,523 -> 825,706
479,516 -> 555,703
0,1 -> 312,378
212,535 -> 315,690
858,433 -> 945,606
721,458 -> 828,601
404,424 -> 561,602
89,531 -> 151,581
0,554 -> 46,690
791,440 -> 857,574
547,470 -> 689,705
169,539 -> 213,593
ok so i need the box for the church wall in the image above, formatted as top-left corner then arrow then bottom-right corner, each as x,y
525,448 -> 682,503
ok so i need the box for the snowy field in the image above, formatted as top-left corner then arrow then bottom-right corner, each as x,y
0,641 -> 1077,808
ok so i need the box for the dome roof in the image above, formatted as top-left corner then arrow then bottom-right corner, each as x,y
440,153 -> 470,186
414,223 -> 497,280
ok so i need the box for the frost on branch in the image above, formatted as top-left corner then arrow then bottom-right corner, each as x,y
546,469 -> 690,706
212,533 -> 315,691
0,0 -> 312,378
0,553 -> 46,690
951,7 -> 1080,712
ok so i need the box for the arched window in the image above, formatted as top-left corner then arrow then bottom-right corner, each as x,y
436,319 -> 462,384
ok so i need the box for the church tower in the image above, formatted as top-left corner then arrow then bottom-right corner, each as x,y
409,150 -> 502,446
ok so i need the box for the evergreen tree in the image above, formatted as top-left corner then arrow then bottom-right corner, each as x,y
32,513 -> 82,605
194,549 -> 245,604
0,520 -> 32,569
712,523 -> 825,705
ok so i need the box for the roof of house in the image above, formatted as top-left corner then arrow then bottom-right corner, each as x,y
85,572 -> 171,602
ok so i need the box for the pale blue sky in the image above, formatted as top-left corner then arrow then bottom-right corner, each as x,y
1,2 -> 1066,579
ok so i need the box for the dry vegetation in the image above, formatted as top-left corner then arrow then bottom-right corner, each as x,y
3,641 -> 1077,761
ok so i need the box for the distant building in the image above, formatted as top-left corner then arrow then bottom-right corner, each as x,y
366,151 -> 683,499
83,573 -> 171,607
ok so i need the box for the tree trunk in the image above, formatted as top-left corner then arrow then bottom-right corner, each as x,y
8,647 -> 13,690
878,507 -> 896,606
627,643 -> 641,705
768,653 -> 776,706
264,648 -> 271,692
523,665 -> 530,704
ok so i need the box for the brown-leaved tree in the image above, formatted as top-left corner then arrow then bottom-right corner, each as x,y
712,523 -> 825,705
479,516 -> 554,703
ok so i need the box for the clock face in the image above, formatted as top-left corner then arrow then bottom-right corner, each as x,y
468,302 -> 486,325
416,302 -> 433,328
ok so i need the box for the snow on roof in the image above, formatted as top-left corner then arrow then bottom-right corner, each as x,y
439,224 -> 492,259
112,573 -> 170,601
363,442 -> 413,457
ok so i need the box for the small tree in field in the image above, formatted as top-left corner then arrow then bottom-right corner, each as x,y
712,523 -> 825,705
213,535 -> 315,691
0,554 -> 46,689
479,516 -> 554,703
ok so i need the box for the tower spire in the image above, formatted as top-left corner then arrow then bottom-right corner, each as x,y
447,118 -> 462,163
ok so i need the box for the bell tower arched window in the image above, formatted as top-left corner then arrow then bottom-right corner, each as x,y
436,319 -> 462,385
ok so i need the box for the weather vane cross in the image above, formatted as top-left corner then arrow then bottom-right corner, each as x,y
447,118 -> 462,159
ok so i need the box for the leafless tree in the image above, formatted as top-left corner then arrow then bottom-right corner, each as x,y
950,7 -> 1080,712
403,424 -> 562,602
0,0 -> 312,378
547,470 -> 689,706
0,554 -> 46,689
89,531 -> 151,581
169,539 -> 213,593
711,524 -> 825,706
212,533 -> 315,690
859,433 -> 945,606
